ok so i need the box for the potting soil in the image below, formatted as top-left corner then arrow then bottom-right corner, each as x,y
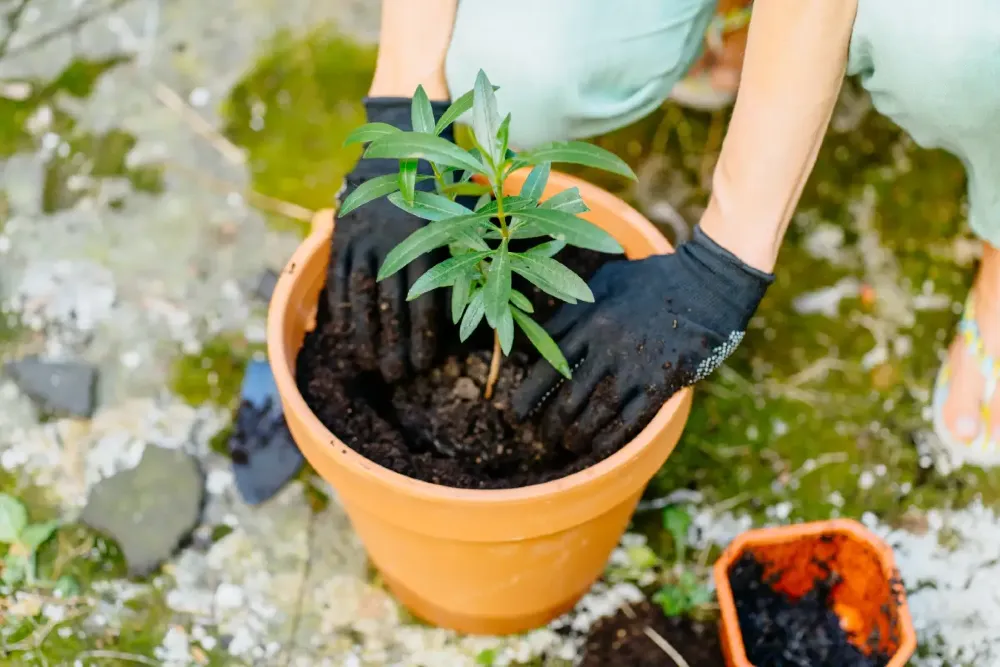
298,247 -> 634,489
728,551 -> 893,667
580,601 -> 724,667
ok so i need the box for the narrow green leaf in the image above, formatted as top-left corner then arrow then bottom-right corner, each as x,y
541,187 -> 589,214
378,211 -> 493,280
451,275 -> 476,324
520,162 -> 551,201
444,181 -> 491,198
19,520 -> 59,550
433,85 -> 499,135
2,553 -> 26,585
338,173 -> 409,216
512,308 -> 571,379
411,85 -> 435,134
365,132 -> 486,174
472,70 -> 501,163
520,141 -> 636,179
474,193 -> 492,212
388,190 -> 472,221
399,159 -> 417,205
513,208 -> 624,253
497,113 -> 512,161
483,238 -> 511,326
476,195 -> 535,216
510,253 -> 594,303
525,239 -> 566,258
408,252 -> 491,300
509,289 -> 533,313
344,122 -> 400,146
452,229 -> 491,252
0,494 -> 27,543
460,290 -> 486,341
497,307 -> 514,355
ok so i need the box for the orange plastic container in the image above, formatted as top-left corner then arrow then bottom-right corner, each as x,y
267,170 -> 693,634
713,519 -> 917,667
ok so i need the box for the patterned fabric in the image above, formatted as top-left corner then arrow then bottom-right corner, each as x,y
932,297 -> 1000,467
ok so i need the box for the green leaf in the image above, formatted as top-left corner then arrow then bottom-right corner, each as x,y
512,208 -> 623,253
653,585 -> 690,617
2,553 -> 26,586
512,308 -> 571,379
445,181 -> 492,198
476,648 -> 497,666
474,193 -> 492,211
460,290 -> 486,341
541,187 -> 589,214
451,275 -> 476,324
411,85 -> 435,134
387,190 -> 472,221
433,85 -> 499,135
477,195 -> 535,216
472,70 -> 501,164
663,505 -> 692,562
338,173 -> 408,216
364,132 -> 486,175
54,574 -> 81,598
525,239 -> 566,258
509,289 -> 533,313
520,162 -> 551,201
408,252 -> 491,300
510,254 -> 594,303
497,307 -> 514,355
483,239 -> 511,326
497,113 -> 512,162
0,494 -> 27,543
18,520 -> 59,551
520,140 -> 637,179
378,211 -> 494,280
344,122 -> 400,146
398,159 -> 417,205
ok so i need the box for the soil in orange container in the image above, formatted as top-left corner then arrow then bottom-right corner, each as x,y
297,246 -> 628,489
728,535 -> 904,667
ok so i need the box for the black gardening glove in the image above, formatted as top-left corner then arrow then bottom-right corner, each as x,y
512,226 -> 775,454
328,97 -> 455,382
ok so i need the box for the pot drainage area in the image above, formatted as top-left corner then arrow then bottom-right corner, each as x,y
0,1 -> 998,666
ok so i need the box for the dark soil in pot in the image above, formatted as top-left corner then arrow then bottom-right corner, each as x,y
728,551 -> 893,667
297,247 -> 640,489
580,602 -> 723,667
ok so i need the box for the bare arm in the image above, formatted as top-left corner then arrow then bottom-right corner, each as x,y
367,0 -> 459,100
700,0 -> 859,273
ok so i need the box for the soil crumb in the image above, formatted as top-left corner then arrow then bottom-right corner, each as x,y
580,602 -> 724,667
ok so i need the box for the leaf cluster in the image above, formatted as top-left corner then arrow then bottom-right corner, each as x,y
339,70 -> 637,377
0,494 -> 59,588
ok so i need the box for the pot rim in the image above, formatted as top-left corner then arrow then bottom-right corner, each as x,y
712,518 -> 918,667
266,169 -> 692,506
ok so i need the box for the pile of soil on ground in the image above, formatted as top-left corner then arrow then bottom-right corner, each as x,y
297,247 -> 634,489
729,552 -> 893,667
580,602 -> 724,667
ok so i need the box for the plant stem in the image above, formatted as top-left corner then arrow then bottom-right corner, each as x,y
494,182 -> 508,237
484,330 -> 502,399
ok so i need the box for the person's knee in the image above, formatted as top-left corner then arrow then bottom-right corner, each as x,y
445,0 -> 715,148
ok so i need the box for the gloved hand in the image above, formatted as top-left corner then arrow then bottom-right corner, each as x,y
512,225 -> 774,454
328,97 -> 454,382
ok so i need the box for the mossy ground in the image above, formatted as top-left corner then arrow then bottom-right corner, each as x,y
2,16 -> 993,666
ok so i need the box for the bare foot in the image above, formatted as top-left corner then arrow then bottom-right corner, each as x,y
940,243 -> 1000,449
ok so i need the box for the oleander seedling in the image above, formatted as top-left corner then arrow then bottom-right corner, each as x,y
340,69 -> 637,398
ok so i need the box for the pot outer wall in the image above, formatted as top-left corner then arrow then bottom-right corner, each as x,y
268,170 -> 693,635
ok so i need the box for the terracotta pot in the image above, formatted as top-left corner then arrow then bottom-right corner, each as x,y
267,169 -> 693,634
713,519 -> 917,667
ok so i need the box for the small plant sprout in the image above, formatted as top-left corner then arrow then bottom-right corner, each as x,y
0,493 -> 60,588
340,70 -> 637,398
653,506 -> 713,618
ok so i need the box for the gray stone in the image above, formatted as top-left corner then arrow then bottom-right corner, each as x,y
251,269 -> 279,303
81,445 -> 205,577
4,356 -> 98,418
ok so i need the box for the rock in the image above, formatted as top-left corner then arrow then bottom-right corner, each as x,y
81,445 -> 204,576
453,377 -> 479,401
251,269 -> 279,303
4,356 -> 98,418
228,360 -> 303,505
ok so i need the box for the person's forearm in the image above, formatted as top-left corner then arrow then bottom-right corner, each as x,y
368,0 -> 458,100
700,0 -> 858,273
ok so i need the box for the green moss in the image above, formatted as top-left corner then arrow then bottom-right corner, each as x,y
170,334 -> 264,408
221,26 -> 377,235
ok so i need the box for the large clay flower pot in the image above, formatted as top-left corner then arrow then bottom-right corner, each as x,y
713,519 -> 917,667
267,169 -> 693,634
